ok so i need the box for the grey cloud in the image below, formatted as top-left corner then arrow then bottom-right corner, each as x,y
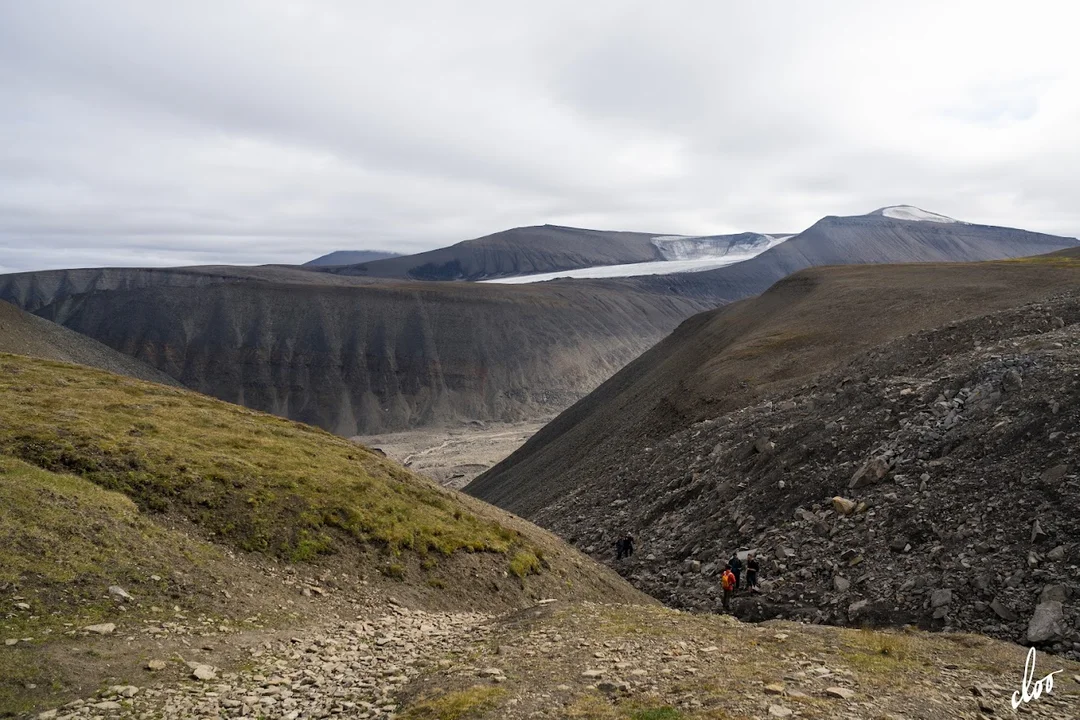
1,0 -> 1079,272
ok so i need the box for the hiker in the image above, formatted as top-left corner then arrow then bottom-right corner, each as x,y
615,537 -> 626,560
622,534 -> 635,558
720,564 -> 736,611
728,551 -> 743,590
745,551 -> 760,592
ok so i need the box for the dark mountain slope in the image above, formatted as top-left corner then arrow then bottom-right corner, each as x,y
0,299 -> 180,386
467,257 -> 1080,655
28,276 -> 716,435
626,211 -> 1079,303
467,259 -> 1080,516
304,249 -> 401,267
326,224 -> 667,280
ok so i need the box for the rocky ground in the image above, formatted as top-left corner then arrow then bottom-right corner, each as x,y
23,601 -> 1080,720
355,419 -> 548,489
536,290 -> 1080,660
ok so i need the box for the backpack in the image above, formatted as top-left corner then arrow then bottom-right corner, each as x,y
721,570 -> 735,591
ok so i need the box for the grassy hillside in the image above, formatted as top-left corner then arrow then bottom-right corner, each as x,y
0,353 -> 518,560
0,352 -> 646,715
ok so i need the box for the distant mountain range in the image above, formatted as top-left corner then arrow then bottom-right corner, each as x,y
319,225 -> 668,280
303,249 -> 402,267
2,206 -> 1076,436
0,265 -> 718,435
624,206 -> 1078,303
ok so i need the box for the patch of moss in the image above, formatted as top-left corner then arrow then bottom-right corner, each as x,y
509,551 -> 541,578
401,685 -> 505,719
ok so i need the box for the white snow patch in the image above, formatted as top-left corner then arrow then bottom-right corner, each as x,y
481,234 -> 794,284
878,205 -> 961,223
481,256 -> 750,283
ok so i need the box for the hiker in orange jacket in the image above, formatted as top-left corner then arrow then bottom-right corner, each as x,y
720,564 -> 736,612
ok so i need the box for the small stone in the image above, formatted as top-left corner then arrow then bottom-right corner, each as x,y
990,598 -> 1018,622
931,589 -> 953,608
93,702 -> 122,710
826,686 -> 856,700
1001,369 -> 1023,391
1040,584 -> 1068,604
4,639 -> 17,646
146,659 -> 167,671
597,680 -> 630,694
768,705 -> 793,718
849,457 -> 890,489
1040,464 -> 1069,484
765,683 -> 786,695
832,497 -> 856,515
192,664 -> 217,681
479,667 -> 504,677
108,586 -> 134,603
14,602 -> 30,611
833,576 -> 851,592
1047,546 -> 1066,561
582,669 -> 604,679
37,711 -> 58,720
83,623 -> 116,635
1031,519 -> 1048,544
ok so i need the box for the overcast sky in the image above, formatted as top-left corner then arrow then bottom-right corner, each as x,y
2,1 -> 1079,272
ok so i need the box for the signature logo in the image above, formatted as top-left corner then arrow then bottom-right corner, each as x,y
1011,646 -> 1063,710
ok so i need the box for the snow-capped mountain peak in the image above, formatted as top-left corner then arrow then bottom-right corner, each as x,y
872,205 -> 962,224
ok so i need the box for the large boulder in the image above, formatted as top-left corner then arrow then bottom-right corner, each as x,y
1026,601 -> 1067,644
849,457 -> 891,489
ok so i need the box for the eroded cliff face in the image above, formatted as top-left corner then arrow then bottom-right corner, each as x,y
0,299 -> 180,386
25,275 -> 714,435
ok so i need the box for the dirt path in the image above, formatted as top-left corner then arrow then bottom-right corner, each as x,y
354,419 -> 550,489
32,601 -> 1080,719
37,605 -> 494,719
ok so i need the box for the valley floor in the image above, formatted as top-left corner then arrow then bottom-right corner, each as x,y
354,419 -> 550,489
22,600 -> 1080,720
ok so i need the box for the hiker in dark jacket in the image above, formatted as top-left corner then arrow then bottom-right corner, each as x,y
622,534 -> 635,558
728,552 -> 743,590
615,537 -> 626,560
745,551 -> 760,591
